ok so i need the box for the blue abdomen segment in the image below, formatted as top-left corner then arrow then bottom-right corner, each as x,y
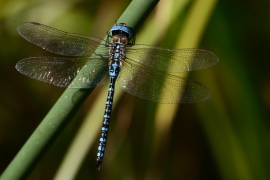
109,61 -> 120,77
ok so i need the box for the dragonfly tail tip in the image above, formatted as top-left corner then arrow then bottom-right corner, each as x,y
96,160 -> 102,171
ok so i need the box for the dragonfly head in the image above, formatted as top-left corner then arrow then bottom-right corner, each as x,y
110,23 -> 132,40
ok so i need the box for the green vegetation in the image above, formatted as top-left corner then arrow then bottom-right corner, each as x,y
0,0 -> 269,179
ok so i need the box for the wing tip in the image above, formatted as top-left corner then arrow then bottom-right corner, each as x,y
17,22 -> 42,37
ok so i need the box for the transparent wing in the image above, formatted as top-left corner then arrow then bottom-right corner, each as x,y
17,22 -> 108,57
15,57 -> 109,88
126,45 -> 219,73
118,60 -> 211,103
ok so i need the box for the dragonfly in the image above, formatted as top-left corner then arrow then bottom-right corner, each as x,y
16,22 -> 219,170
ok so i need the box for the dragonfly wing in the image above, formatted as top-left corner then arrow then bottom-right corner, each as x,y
17,22 -> 108,57
126,45 -> 219,73
15,57 -> 109,88
117,61 -> 211,103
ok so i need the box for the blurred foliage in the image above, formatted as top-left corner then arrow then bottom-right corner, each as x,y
0,0 -> 270,179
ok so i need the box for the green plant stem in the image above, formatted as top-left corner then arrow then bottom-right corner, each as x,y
0,0 -> 159,179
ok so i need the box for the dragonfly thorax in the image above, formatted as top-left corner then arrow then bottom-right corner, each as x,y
108,36 -> 127,74
109,36 -> 127,60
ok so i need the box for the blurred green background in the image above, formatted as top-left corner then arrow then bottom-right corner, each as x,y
0,0 -> 270,179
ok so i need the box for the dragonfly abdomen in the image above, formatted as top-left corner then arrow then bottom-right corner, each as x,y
96,75 -> 116,170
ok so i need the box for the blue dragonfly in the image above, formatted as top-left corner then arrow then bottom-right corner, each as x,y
16,22 -> 219,170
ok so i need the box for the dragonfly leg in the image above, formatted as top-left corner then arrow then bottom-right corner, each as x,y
93,51 -> 109,63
